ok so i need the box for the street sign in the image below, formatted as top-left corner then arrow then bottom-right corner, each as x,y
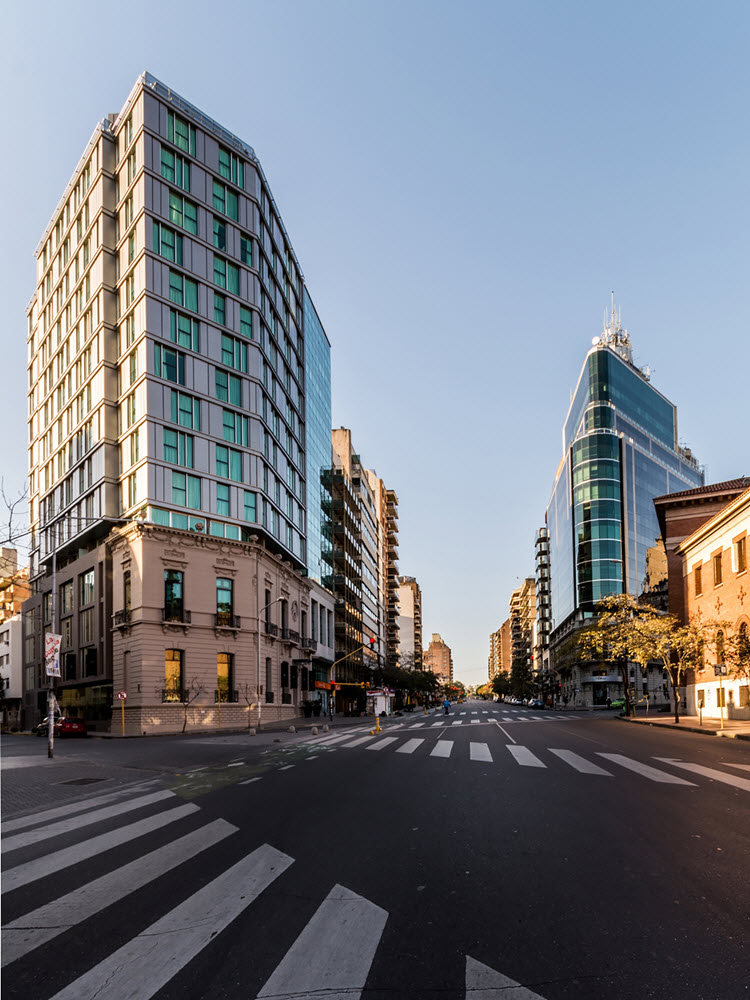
45,633 -> 62,677
714,664 -> 728,677
117,690 -> 128,701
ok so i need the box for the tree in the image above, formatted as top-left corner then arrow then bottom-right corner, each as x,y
510,656 -> 533,699
725,620 -> 750,682
491,671 -> 512,699
0,479 -> 28,549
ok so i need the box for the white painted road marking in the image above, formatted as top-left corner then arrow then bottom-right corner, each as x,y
408,723 -> 425,729
2,790 -> 176,853
466,955 -> 549,998
597,754 -> 695,785
507,746 -> 546,768
1,786 -> 158,835
239,777 -> 262,785
366,737 -> 399,751
1,818 -> 237,967
548,749 -> 612,775
431,721 -> 445,727
257,883 -> 387,1000
396,739 -> 424,754
341,735 -> 378,748
451,720 -> 463,726
2,803 -> 200,894
470,719 -> 481,725
654,758 -> 750,792
48,844 -> 293,1000
430,742 -> 454,758
469,743 -> 493,763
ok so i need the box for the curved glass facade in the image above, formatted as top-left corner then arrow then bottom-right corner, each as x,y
303,289 -> 333,588
549,345 -> 703,632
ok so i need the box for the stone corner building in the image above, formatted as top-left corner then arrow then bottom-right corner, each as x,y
22,72 -> 335,733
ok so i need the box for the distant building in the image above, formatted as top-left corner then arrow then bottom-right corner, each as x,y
397,577 -> 422,670
488,618 -> 511,681
0,615 -> 23,730
0,550 -> 30,626
546,305 -> 703,707
510,579 -> 536,677
366,472 -> 400,670
534,527 -> 551,673
424,633 -> 453,684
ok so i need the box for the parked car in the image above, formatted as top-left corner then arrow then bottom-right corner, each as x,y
609,698 -> 625,710
34,716 -> 87,737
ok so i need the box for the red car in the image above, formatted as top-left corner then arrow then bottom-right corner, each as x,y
34,716 -> 88,737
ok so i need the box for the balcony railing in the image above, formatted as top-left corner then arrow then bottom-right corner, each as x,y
162,688 -> 187,703
215,613 -> 241,629
288,628 -> 300,644
162,608 -> 191,624
214,689 -> 240,703
113,609 -> 131,626
302,636 -> 317,652
264,622 -> 279,636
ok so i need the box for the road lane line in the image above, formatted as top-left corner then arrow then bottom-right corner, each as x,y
507,746 -> 546,768
48,844 -> 293,1000
280,765 -> 295,770
597,754 -> 695,785
654,758 -> 750,791
493,721 -> 516,744
2,790 -> 177,853
366,738 -> 399,751
239,777 -> 262,785
396,739 -> 424,754
469,743 -> 492,763
2,804 -> 200,894
1,818 -> 237,966
257,883 -> 387,1000
548,749 -> 612,775
430,742 -> 453,758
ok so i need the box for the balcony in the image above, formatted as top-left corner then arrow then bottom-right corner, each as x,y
113,609 -> 131,627
162,608 -> 191,625
302,636 -> 317,653
265,622 -> 279,637
214,689 -> 239,703
215,613 -> 241,629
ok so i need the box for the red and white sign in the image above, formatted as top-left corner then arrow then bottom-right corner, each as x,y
117,691 -> 128,701
45,633 -> 62,677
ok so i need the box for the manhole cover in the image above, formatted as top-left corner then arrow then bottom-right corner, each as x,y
60,778 -> 106,786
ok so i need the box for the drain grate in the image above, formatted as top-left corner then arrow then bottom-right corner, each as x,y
60,778 -> 107,786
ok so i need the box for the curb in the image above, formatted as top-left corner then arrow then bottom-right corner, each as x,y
616,715 -> 750,741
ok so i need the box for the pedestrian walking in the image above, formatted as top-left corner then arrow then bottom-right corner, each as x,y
443,697 -> 451,715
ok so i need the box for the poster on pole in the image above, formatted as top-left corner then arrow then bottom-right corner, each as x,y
45,633 -> 62,677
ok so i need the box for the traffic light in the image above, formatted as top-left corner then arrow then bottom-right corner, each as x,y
368,636 -> 375,646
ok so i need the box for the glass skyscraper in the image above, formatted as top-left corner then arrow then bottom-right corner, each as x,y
303,289 -> 333,588
547,310 -> 703,665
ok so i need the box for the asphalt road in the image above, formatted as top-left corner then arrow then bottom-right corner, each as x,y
2,702 -> 749,999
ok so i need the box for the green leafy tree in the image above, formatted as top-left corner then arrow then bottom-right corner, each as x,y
491,671 -> 512,699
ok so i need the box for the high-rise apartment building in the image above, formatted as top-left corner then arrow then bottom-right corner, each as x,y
546,306 -> 703,707
488,618 -> 511,681
23,72 -> 334,731
534,526 -> 551,674
396,576 -> 422,670
424,633 -> 452,684
366,472 -> 399,668
510,579 -> 536,675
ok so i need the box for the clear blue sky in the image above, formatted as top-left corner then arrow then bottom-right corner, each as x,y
2,0 -> 748,685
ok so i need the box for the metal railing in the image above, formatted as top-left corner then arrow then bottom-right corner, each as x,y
264,622 -> 278,636
113,609 -> 131,626
162,608 -> 191,624
214,689 -> 239,703
215,613 -> 241,629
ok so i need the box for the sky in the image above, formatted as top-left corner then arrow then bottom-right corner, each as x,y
2,0 -> 748,686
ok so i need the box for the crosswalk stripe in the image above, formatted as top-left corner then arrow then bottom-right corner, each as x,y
430,742 -> 453,758
548,749 -> 612,775
396,739 -> 424,754
407,722 -> 425,729
366,737 -> 399,751
597,754 -> 695,784
240,777 -> 262,785
47,843 -> 293,1000
1,785 -> 158,836
257,883 -> 387,999
2,790 -> 176,853
469,743 -> 492,763
1,818 -> 237,967
451,720 -> 462,726
507,746 -> 546,768
2,803 -> 199,895
470,719 -> 481,725
341,735 -> 378,748
430,721 -> 445,727
725,763 -> 750,772
654,758 -> 750,792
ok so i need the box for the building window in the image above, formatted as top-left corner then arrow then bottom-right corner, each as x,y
60,580 -> 74,616
164,572 -> 184,622
164,428 -> 194,468
216,446 -> 242,481
170,310 -> 199,351
124,570 -> 131,613
215,370 -> 241,406
736,536 -> 747,574
223,409 -> 249,446
80,569 -> 94,606
212,217 -> 226,251
221,334 -> 247,372
164,649 -> 184,701
154,344 -> 185,384
217,652 -> 234,701
240,306 -> 253,340
161,148 -> 190,191
265,657 -> 273,702
213,256 -> 239,294
153,223 -> 183,265
240,237 -> 252,266
244,491 -> 256,522
216,578 -> 233,626
170,390 -> 200,430
172,472 -> 201,509
79,607 -> 94,643
214,292 -> 226,326
212,181 -> 238,221
218,145 -> 244,187
216,483 -> 230,516
694,564 -> 702,596
168,192 -> 198,234
167,111 -> 196,157
168,271 -> 198,312
713,552 -> 723,587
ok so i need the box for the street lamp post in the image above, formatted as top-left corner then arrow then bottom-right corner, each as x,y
43,511 -> 149,759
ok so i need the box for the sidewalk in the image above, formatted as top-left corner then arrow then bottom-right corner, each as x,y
617,712 -> 750,740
